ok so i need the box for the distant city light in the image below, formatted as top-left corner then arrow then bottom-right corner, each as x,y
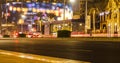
6,3 -> 10,6
70,0 -> 75,3
79,23 -> 82,26
99,12 -> 104,16
21,15 -> 26,19
9,6 -> 13,11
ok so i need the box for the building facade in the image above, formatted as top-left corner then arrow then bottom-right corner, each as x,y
1,1 -> 74,35
100,0 -> 120,36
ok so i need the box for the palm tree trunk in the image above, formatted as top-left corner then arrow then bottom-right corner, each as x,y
93,9 -> 95,33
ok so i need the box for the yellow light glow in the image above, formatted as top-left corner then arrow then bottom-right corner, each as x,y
79,23 -> 82,26
18,19 -> 24,24
13,7 -> 17,11
55,11 -> 59,16
17,7 -> 21,12
22,8 -> 28,12
9,6 -> 13,11
37,9 -> 40,12
32,8 -> 37,12
70,0 -> 75,2
50,10 -> 54,13
46,10 -> 50,13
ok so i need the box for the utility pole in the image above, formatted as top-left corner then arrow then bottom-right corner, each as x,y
62,0 -> 66,30
80,0 -> 92,34
85,0 -> 88,34
63,0 -> 66,20
21,0 -> 23,33
5,0 -> 8,35
0,4 -> 2,34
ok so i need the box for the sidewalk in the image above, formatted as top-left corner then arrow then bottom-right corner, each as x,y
0,54 -> 47,63
0,50 -> 90,63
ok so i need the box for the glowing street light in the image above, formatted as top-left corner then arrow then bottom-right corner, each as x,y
21,15 -> 26,19
70,0 -> 75,3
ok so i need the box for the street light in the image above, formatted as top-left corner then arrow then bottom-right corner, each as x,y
18,18 -> 24,33
21,15 -> 26,19
19,14 -> 26,33
85,0 -> 88,34
70,0 -> 75,3
5,0 -> 9,35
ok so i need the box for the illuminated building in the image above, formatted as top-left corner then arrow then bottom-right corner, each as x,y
99,0 -> 120,36
0,0 -> 95,35
1,1 -> 73,35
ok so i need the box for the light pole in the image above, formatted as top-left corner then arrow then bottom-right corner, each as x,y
63,0 -> 66,21
85,0 -> 88,34
21,14 -> 26,32
5,0 -> 8,35
20,0 -> 24,33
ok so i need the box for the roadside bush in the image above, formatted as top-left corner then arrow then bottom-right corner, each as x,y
3,35 -> 10,38
18,34 -> 26,38
57,30 -> 71,38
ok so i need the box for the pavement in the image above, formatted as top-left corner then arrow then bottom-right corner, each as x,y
0,50 -> 90,63
0,38 -> 120,63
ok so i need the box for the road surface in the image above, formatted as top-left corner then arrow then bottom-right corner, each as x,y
0,38 -> 119,63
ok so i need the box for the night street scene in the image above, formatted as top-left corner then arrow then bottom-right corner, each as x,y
0,0 -> 120,63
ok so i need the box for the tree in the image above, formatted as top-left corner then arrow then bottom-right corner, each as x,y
87,0 -> 109,33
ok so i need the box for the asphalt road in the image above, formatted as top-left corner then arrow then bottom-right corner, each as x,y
0,38 -> 120,63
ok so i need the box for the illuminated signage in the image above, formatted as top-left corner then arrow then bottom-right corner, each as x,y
3,2 -> 73,22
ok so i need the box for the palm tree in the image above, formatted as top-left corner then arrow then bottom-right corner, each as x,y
88,0 -> 109,33
89,8 -> 99,33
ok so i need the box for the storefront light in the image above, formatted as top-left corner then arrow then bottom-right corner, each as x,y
37,9 -> 40,12
32,8 -> 37,12
115,23 -> 117,26
13,7 -> 17,11
9,6 -> 13,11
6,3 -> 10,6
17,7 -> 21,12
105,11 -> 110,15
46,10 -> 50,13
65,24 -> 68,26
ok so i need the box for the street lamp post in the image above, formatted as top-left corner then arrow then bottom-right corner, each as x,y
62,0 -> 67,30
63,0 -> 66,21
5,0 -> 8,35
21,14 -> 26,32
20,0 -> 24,33
85,0 -> 88,34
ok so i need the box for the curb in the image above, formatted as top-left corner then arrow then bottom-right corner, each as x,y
0,50 -> 90,63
